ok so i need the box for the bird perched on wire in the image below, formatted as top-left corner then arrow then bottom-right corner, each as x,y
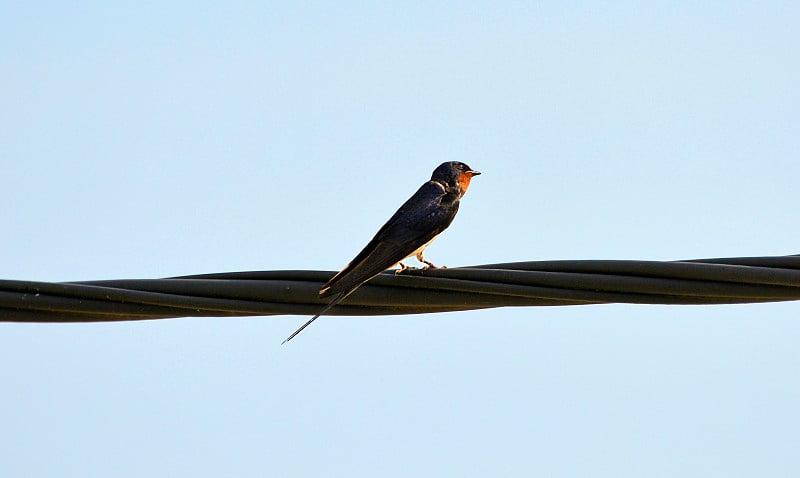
282,161 -> 481,343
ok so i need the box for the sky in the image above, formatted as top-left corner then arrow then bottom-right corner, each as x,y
1,1 -> 799,476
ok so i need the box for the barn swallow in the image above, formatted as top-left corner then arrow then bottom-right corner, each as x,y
282,161 -> 480,343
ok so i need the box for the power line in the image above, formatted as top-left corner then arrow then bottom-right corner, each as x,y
1,255 -> 799,322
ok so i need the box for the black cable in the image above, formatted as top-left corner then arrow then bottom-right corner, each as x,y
1,255 -> 799,322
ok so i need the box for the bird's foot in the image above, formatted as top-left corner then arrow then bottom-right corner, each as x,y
396,262 -> 417,274
421,261 -> 446,270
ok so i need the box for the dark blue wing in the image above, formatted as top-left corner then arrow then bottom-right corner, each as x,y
320,180 -> 460,298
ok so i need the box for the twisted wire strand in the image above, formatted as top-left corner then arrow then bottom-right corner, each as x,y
1,255 -> 799,322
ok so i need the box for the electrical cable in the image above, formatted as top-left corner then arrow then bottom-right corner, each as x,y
1,255 -> 798,322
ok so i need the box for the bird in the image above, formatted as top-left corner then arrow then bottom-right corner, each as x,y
282,161 -> 481,343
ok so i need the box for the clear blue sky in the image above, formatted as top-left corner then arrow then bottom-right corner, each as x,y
2,2 -> 799,476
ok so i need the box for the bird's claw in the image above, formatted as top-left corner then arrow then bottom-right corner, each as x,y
396,263 -> 417,274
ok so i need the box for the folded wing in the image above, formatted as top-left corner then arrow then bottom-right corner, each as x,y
320,180 -> 459,299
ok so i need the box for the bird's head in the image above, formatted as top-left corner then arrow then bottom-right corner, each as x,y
431,161 -> 481,197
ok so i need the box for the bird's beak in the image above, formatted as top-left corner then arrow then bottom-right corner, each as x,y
468,170 -> 481,176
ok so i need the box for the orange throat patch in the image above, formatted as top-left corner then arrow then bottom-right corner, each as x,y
457,172 -> 475,194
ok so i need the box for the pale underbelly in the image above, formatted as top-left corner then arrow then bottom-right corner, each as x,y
390,235 -> 439,268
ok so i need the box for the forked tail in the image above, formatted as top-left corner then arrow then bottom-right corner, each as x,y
281,290 -> 349,344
